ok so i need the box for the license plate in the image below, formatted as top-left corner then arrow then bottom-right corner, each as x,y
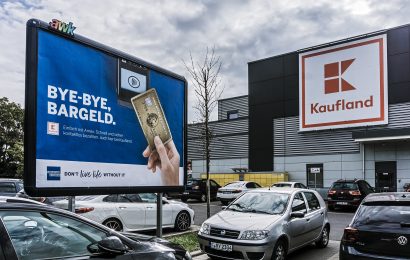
183,192 -> 189,195
223,191 -> 231,194
337,202 -> 348,205
210,242 -> 233,252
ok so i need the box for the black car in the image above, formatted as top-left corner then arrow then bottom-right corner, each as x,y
340,192 -> 410,259
0,197 -> 191,260
327,179 -> 374,210
0,179 -> 23,196
181,179 -> 220,202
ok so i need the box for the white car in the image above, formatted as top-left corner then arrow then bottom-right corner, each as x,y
271,181 -> 308,189
53,193 -> 194,232
217,181 -> 262,205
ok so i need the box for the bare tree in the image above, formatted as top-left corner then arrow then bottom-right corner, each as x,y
183,47 -> 223,218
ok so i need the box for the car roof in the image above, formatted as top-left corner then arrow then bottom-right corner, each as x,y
273,182 -> 300,184
333,179 -> 362,183
252,187 -> 312,195
0,179 -> 22,182
363,192 -> 410,203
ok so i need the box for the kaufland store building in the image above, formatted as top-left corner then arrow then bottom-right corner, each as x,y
248,24 -> 410,192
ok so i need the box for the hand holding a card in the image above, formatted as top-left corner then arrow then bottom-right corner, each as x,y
143,136 -> 180,185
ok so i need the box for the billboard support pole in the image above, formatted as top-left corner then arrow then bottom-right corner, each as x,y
156,193 -> 162,237
68,196 -> 75,212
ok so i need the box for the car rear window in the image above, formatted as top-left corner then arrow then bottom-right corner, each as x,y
76,196 -> 98,201
224,182 -> 244,188
353,203 -> 410,229
0,182 -> 16,193
331,182 -> 358,190
273,183 -> 292,187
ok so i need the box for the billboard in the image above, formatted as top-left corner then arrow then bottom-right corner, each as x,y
299,34 -> 388,131
25,19 -> 187,196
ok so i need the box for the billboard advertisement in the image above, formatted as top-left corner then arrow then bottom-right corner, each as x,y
25,19 -> 187,196
299,34 -> 388,132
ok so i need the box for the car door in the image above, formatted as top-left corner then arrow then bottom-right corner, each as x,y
141,193 -> 174,228
287,192 -> 310,249
303,191 -> 325,242
115,194 -> 146,230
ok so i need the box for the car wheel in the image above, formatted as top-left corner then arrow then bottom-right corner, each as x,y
103,218 -> 123,232
221,200 -> 229,206
316,226 -> 330,248
174,211 -> 191,231
181,197 -> 188,203
272,239 -> 287,260
328,205 -> 335,211
200,194 -> 207,202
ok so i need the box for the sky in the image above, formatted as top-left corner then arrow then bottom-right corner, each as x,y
0,0 -> 409,122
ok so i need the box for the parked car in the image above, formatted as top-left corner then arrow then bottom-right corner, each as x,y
15,188 -> 66,205
0,178 -> 23,196
199,188 -> 330,259
327,179 -> 374,210
272,182 -> 307,189
217,181 -> 262,205
340,192 -> 410,259
53,193 -> 194,232
181,178 -> 221,202
0,197 -> 191,260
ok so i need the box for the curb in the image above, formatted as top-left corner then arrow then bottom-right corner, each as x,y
163,225 -> 200,238
190,250 -> 204,257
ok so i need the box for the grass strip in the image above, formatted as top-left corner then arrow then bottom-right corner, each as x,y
168,231 -> 200,252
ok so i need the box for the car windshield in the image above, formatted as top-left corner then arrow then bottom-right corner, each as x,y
353,204 -> 410,229
224,182 -> 244,188
273,183 -> 292,187
187,180 -> 200,186
331,182 -> 358,190
227,192 -> 289,215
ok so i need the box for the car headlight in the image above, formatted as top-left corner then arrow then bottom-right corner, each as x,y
198,223 -> 210,235
166,252 -> 176,259
239,230 -> 269,240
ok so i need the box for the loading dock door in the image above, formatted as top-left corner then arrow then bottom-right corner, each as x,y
375,161 -> 397,192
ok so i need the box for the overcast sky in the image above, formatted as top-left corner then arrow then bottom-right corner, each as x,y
0,0 -> 409,121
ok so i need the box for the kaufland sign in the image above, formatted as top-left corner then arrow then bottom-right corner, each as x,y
299,35 -> 388,132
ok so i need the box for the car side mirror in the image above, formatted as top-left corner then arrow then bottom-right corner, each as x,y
97,236 -> 127,255
290,212 -> 305,218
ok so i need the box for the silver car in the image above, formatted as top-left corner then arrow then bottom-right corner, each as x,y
198,188 -> 330,260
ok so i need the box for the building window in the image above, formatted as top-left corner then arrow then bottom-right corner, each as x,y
227,110 -> 239,120
306,164 -> 323,188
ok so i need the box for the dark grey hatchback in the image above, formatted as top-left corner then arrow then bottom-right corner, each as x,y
0,197 -> 189,260
340,193 -> 410,259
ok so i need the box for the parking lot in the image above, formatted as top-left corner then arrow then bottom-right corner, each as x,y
184,200 -> 355,260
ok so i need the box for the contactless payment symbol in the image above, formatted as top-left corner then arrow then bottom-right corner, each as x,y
128,76 -> 140,88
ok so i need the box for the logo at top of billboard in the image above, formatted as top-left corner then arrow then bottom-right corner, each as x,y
299,35 -> 388,131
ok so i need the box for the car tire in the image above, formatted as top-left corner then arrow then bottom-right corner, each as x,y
221,200 -> 229,206
174,211 -> 191,231
328,205 -> 335,211
315,226 -> 330,248
103,218 -> 123,232
272,239 -> 287,260
200,194 -> 207,202
181,197 -> 188,203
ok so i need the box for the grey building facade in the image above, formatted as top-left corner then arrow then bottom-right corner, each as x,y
248,24 -> 410,192
188,95 -> 248,177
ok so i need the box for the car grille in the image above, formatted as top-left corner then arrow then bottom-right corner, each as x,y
210,227 -> 240,239
247,252 -> 265,260
204,246 -> 244,259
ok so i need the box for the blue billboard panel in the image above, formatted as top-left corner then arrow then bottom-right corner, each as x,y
25,19 -> 186,196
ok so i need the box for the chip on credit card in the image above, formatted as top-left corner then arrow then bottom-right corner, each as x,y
131,88 -> 172,150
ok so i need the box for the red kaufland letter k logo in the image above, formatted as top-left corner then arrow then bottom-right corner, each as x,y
324,59 -> 356,94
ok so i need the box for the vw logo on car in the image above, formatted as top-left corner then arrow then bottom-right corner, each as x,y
397,236 -> 408,246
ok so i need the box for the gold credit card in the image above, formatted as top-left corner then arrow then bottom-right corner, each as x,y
131,88 -> 172,150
